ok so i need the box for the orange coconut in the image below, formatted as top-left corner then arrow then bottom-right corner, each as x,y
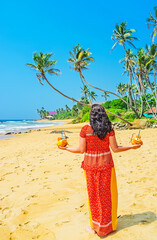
131,135 -> 143,145
57,139 -> 68,147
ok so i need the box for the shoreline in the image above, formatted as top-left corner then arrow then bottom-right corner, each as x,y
0,120 -> 69,140
35,119 -> 73,123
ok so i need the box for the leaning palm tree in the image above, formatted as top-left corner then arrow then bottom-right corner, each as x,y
111,21 -> 138,52
25,52 -> 90,107
147,6 -> 157,43
26,52 -> 133,124
68,44 -> 140,118
68,44 -> 93,104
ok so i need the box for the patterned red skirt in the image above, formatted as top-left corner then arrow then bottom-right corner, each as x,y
84,167 -> 118,236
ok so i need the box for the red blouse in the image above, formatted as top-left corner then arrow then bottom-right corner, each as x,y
80,124 -> 115,171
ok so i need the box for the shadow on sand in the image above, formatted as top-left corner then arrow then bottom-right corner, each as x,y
100,211 -> 157,238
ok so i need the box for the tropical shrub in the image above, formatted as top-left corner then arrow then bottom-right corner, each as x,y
147,119 -> 157,124
102,98 -> 127,110
123,112 -> 136,120
107,114 -> 116,121
80,112 -> 90,122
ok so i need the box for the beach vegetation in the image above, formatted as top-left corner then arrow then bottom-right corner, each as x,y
37,107 -> 49,119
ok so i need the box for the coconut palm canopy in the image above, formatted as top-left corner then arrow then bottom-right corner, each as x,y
68,44 -> 94,73
25,52 -> 60,85
111,21 -> 139,51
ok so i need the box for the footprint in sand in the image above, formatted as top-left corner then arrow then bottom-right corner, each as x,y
27,195 -> 38,200
44,171 -> 50,174
31,178 -> 39,181
43,185 -> 51,189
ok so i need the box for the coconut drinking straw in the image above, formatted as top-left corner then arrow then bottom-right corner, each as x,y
61,129 -> 64,139
137,129 -> 141,140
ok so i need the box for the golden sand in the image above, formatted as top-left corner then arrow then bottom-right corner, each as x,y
0,122 -> 157,240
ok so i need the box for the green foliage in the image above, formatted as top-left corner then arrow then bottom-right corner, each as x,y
72,119 -> 77,124
81,106 -> 91,115
123,112 -> 136,120
37,107 -> 49,119
102,101 -> 112,109
54,112 -> 72,119
102,98 -> 127,110
106,108 -> 126,116
147,119 -> 157,124
107,114 -> 116,121
80,112 -> 90,122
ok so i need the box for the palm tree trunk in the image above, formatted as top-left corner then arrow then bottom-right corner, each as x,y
42,74 -> 132,125
138,71 -> 145,92
128,69 -> 135,107
145,75 -> 156,100
131,69 -> 143,118
154,67 -> 157,115
43,75 -> 90,107
127,90 -> 129,111
80,72 -> 140,118
79,73 -> 92,104
132,87 -> 137,110
143,92 -> 157,119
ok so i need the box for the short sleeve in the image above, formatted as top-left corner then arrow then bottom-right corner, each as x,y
80,125 -> 88,138
109,130 -> 115,137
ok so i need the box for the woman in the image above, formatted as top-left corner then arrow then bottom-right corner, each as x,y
58,104 -> 141,237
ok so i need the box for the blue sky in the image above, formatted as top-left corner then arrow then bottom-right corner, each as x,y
0,0 -> 156,119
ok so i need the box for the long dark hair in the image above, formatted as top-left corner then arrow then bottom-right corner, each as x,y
90,104 -> 112,139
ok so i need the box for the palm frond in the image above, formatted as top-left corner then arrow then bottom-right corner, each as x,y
111,41 -> 119,51
45,68 -> 61,75
25,63 -> 37,70
127,41 -> 137,49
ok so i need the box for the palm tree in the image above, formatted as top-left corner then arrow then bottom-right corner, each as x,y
81,85 -> 97,102
116,83 -> 126,96
135,49 -> 157,119
81,85 -> 91,100
65,105 -> 71,112
111,21 -> 138,52
68,44 -> 94,104
68,44 -> 140,118
120,49 -> 142,111
146,43 -> 157,114
111,22 -> 140,117
101,92 -> 110,101
90,91 -> 97,102
147,6 -> 157,43
26,52 -> 90,107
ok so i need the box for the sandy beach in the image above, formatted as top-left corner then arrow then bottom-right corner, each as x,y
0,122 -> 157,240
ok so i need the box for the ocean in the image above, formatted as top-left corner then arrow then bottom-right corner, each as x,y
0,120 -> 65,136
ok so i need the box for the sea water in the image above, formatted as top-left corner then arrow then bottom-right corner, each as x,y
0,120 -> 64,135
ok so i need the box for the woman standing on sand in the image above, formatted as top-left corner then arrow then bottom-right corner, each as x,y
58,104 -> 141,237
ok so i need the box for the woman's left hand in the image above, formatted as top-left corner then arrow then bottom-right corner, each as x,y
58,146 -> 68,150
